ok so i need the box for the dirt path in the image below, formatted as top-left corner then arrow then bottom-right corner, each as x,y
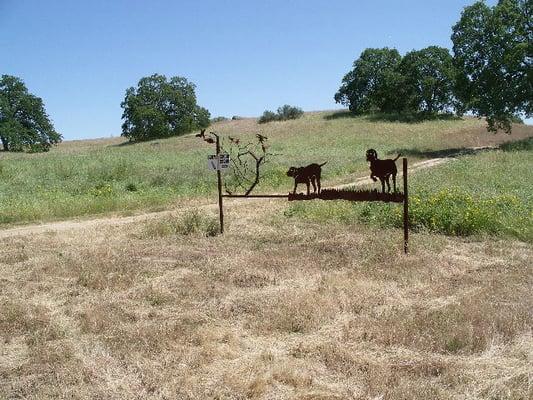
0,156 -> 455,239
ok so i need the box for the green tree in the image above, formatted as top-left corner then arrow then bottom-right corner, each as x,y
0,75 -> 61,152
400,46 -> 457,114
276,104 -> 304,120
452,0 -> 532,132
121,74 -> 210,141
334,48 -> 403,113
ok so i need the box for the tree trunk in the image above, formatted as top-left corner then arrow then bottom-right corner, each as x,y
0,136 -> 8,151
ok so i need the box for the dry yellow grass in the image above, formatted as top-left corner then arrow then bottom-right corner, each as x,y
0,198 -> 531,399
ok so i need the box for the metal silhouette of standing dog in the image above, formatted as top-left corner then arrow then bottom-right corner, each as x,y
366,149 -> 400,193
287,162 -> 327,195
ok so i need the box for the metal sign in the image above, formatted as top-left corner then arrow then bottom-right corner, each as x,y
219,153 -> 230,169
207,154 -> 230,171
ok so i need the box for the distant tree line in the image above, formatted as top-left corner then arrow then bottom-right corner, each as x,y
335,0 -> 532,132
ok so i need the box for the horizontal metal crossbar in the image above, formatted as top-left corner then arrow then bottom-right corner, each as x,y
222,194 -> 289,198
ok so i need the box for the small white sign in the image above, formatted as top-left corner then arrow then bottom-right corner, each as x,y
219,153 -> 230,169
208,154 -> 230,171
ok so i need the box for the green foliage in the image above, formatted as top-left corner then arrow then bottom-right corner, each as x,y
276,104 -> 304,120
500,137 -> 533,151
451,0 -> 532,132
120,74 -> 210,142
0,75 -> 62,152
211,116 -> 228,123
258,105 -> 304,123
400,46 -> 456,114
258,110 -> 278,123
335,48 -> 403,114
335,46 -> 459,116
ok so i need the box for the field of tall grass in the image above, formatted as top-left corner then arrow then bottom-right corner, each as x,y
0,111 -> 531,225
285,138 -> 533,242
1,193 -> 531,399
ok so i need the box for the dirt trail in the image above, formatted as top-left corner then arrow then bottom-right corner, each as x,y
0,156 -> 454,239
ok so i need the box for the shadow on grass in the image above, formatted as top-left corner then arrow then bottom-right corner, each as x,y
324,110 -> 462,123
387,137 -> 533,159
385,146 -> 495,159
110,139 -> 163,148
288,188 -> 404,203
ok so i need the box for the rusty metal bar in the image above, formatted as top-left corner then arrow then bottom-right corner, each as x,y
215,135 -> 224,234
222,194 -> 289,198
403,157 -> 408,254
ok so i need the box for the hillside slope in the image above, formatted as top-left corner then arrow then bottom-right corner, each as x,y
0,111 -> 531,225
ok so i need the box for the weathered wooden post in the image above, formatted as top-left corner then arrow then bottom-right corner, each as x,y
215,134 -> 224,234
403,157 -> 408,254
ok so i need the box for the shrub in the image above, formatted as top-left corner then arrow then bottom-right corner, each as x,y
211,116 -> 228,123
258,110 -> 278,124
500,137 -> 532,152
277,104 -> 304,120
285,188 -> 531,241
258,105 -> 304,124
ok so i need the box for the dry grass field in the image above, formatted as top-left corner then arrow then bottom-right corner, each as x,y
1,197 -> 531,399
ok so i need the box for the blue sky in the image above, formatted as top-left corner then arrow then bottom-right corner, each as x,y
1,0 -> 499,140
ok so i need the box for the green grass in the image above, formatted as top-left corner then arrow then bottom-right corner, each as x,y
0,111 -> 531,226
285,146 -> 533,242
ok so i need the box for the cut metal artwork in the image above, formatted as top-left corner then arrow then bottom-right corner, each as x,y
287,162 -> 327,195
366,148 -> 401,193
198,131 -> 409,253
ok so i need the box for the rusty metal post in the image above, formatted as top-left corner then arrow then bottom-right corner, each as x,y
215,135 -> 224,234
403,158 -> 408,254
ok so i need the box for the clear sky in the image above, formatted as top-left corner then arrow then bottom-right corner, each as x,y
1,0 -> 499,140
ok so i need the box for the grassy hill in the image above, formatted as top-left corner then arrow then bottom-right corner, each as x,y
1,111 -> 532,399
0,111 -> 531,227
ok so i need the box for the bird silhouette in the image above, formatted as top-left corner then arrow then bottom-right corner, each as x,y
195,129 -> 206,138
256,134 -> 267,143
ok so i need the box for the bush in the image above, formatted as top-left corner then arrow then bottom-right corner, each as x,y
258,110 -> 278,124
258,105 -> 304,124
500,137 -> 532,152
211,116 -> 228,123
285,188 -> 531,241
277,104 -> 304,120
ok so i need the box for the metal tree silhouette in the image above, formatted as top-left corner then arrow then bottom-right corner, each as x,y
196,130 -> 275,196
224,133 -> 274,195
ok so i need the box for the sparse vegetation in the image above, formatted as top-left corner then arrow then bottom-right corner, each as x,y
258,104 -> 304,123
143,209 -> 219,238
0,196 -> 530,398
